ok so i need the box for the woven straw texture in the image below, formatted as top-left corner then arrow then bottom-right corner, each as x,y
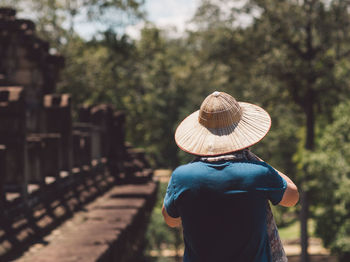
175,92 -> 271,156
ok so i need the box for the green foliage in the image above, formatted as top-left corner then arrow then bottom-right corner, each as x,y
122,27 -> 192,167
302,101 -> 350,259
278,218 -> 317,241
192,1 -> 350,258
145,182 -> 183,254
57,32 -> 138,108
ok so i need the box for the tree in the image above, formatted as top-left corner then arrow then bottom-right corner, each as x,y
4,0 -> 144,50
193,0 -> 350,261
244,1 -> 350,260
303,100 -> 350,262
57,33 -> 138,110
124,26 -> 191,167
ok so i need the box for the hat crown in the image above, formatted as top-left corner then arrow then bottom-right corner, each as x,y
198,91 -> 242,128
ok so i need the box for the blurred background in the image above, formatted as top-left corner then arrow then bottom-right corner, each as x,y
1,0 -> 350,262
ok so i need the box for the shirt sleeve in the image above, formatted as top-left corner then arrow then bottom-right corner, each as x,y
257,163 -> 288,205
163,172 -> 180,218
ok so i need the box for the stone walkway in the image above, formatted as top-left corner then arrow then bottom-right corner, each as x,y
15,182 -> 158,262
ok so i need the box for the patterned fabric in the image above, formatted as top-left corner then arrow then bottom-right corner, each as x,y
266,202 -> 288,262
199,149 -> 288,262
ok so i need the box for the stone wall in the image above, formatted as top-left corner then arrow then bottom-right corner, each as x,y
0,7 -> 157,261
0,8 -> 64,133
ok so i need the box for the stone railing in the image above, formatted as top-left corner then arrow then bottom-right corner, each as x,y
0,7 -> 157,261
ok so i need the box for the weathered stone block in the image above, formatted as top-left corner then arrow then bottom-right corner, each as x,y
77,105 -> 91,123
0,8 -> 16,20
41,133 -> 62,178
109,111 -> 126,176
0,145 -> 6,204
73,121 -> 102,165
91,104 -> 114,158
72,130 -> 91,168
0,87 -> 27,194
15,19 -> 35,32
31,68 -> 44,86
112,111 -> 126,154
26,134 -> 44,184
15,47 -> 27,59
43,94 -> 72,171
90,126 -> 102,161
12,69 -> 32,85
17,57 -> 35,69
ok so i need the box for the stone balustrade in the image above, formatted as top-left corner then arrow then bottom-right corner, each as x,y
0,7 -> 157,261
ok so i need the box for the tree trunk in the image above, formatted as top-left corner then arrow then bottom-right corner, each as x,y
300,91 -> 315,262
304,92 -> 315,150
300,190 -> 310,262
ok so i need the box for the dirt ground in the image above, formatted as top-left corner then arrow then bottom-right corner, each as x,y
148,253 -> 337,262
287,255 -> 337,262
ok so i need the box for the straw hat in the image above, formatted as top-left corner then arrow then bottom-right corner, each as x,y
175,91 -> 271,156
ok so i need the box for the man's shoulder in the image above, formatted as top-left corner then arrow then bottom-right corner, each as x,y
171,160 -> 275,179
230,160 -> 273,171
173,160 -> 272,170
173,161 -> 206,175
228,160 -> 279,181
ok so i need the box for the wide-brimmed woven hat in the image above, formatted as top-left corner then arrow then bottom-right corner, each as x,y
175,91 -> 271,156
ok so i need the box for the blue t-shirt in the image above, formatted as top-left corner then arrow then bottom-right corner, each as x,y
163,160 -> 287,262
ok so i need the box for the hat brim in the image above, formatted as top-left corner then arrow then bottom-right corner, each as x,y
174,102 -> 271,156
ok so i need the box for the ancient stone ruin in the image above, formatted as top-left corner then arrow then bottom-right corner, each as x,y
0,7 -> 157,261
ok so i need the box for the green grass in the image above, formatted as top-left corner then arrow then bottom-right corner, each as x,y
279,220 -> 300,240
278,219 -> 316,241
